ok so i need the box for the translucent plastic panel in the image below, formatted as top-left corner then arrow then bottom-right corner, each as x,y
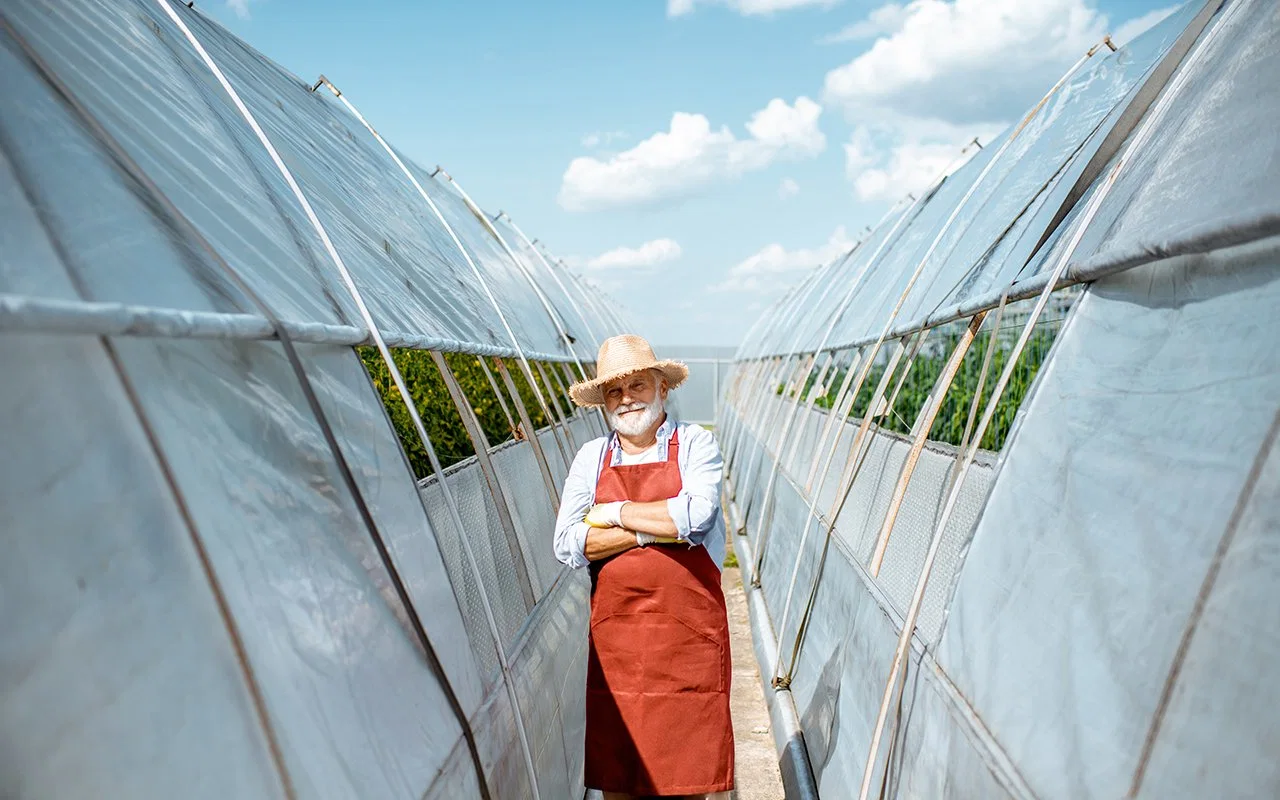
0,21 -> 258,316
163,5 -> 501,343
404,156 -> 573,355
1137,436 -> 1280,798
823,139 -> 1008,350
298,345 -> 485,712
940,240 -> 1280,799
5,0 -> 596,355
493,214 -> 601,362
109,336 -> 468,797
2,1 -> 344,323
901,4 -> 1201,320
0,333 -> 285,798
1024,1 -> 1278,285
0,121 -> 79,299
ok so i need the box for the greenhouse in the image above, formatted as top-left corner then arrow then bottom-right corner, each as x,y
2,0 -> 1278,798
720,0 -> 1280,797
1,1 -> 635,797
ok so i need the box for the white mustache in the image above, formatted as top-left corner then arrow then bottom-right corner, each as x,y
616,402 -> 648,414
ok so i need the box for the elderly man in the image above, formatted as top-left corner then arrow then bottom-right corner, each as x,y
555,335 -> 734,800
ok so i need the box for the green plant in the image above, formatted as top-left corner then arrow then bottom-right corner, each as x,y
357,348 -> 571,479
820,323 -> 1060,452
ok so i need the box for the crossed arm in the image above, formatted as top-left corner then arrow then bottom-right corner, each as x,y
553,426 -> 724,570
583,500 -> 678,561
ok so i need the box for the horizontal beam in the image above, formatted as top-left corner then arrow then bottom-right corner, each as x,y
0,292 -> 578,362
746,214 -> 1280,360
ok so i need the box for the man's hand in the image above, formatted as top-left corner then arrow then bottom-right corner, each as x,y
585,501 -> 628,529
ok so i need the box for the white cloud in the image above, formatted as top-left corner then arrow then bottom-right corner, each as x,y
575,239 -> 683,271
746,97 -> 827,156
714,226 -> 854,293
225,0 -> 255,19
1112,6 -> 1178,47
778,177 -> 800,199
558,97 -> 824,211
581,130 -> 628,148
818,3 -> 908,44
843,117 -> 1001,201
823,0 -> 1106,124
823,0 -> 1110,203
669,0 -> 840,17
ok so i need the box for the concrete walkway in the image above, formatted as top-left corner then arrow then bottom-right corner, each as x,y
723,539 -> 786,800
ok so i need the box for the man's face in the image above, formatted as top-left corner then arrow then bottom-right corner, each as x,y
604,370 -> 668,436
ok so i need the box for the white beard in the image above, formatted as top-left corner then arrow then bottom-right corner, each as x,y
608,399 -> 665,438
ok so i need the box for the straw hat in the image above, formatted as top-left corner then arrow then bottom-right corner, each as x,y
569,335 -> 689,407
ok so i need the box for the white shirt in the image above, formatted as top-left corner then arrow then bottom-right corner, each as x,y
553,417 -> 727,571
617,443 -> 663,465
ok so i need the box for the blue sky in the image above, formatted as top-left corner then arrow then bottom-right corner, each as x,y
204,0 -> 1181,348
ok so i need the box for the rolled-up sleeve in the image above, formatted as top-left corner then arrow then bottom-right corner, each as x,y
667,424 -> 723,545
554,438 -> 607,569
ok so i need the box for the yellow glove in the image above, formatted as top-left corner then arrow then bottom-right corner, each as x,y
585,501 -> 627,528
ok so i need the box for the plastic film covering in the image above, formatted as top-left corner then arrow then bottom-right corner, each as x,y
722,3 -> 1280,797
0,0 -> 628,796
2,1 -> 348,324
492,214 -> 599,364
0,333 -> 287,799
1136,421 -> 1280,798
735,396 -> 995,647
406,160 -> 569,351
1026,0 -> 1280,285
743,4 -> 1202,357
939,239 -> 1280,799
107,336 -> 473,797
0,18 -> 262,318
737,252 -> 858,360
898,3 -> 1203,322
2,0 -> 595,359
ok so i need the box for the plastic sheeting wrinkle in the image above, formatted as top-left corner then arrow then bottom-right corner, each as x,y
1127,404 -> 1280,797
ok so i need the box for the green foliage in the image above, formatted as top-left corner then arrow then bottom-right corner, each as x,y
358,348 -> 569,479
500,358 -> 552,430
358,347 -> 471,478
806,324 -> 1060,452
441,352 -> 515,447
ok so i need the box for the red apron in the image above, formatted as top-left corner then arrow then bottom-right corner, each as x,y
585,430 -> 735,796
